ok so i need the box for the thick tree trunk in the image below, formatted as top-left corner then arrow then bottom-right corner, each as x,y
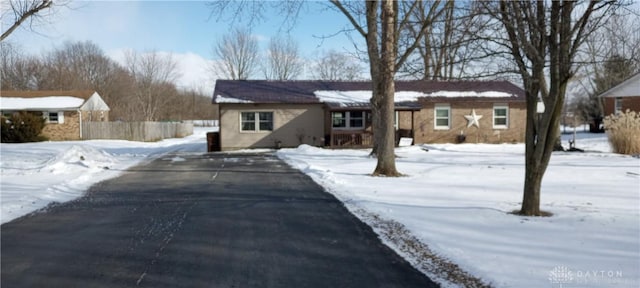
371,0 -> 400,177
521,167 -> 542,215
371,77 -> 399,176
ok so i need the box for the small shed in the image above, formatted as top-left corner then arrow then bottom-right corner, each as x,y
0,90 -> 110,140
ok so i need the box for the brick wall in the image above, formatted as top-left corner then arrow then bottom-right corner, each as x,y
413,102 -> 526,144
603,96 -> 640,116
41,111 -> 81,141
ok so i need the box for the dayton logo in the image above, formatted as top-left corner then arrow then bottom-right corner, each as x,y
549,266 -> 574,287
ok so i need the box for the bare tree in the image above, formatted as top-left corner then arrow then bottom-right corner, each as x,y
25,41 -> 134,120
211,27 -> 259,80
124,50 -> 181,121
0,0 -> 69,41
311,49 -> 363,80
401,1 -> 489,80
331,0 -> 446,176
262,34 -> 303,80
181,88 -> 218,120
488,0 -> 619,216
0,41 -> 42,89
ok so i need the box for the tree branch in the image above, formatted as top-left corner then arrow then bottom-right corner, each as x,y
1,0 -> 53,42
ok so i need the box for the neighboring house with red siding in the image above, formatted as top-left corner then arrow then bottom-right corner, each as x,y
212,80 -> 526,151
0,90 -> 110,140
600,73 -> 640,116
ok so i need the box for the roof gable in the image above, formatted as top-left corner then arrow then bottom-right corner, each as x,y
212,80 -> 525,105
598,73 -> 640,98
80,92 -> 110,111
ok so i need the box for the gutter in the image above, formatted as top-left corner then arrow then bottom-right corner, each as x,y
78,109 -> 82,139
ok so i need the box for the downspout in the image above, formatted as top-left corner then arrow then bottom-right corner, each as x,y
78,109 -> 82,139
411,110 -> 415,139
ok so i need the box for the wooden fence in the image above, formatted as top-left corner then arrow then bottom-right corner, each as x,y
82,121 -> 193,142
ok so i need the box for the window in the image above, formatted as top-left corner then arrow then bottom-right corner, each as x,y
614,97 -> 623,114
43,111 -> 64,124
240,112 -> 273,132
434,105 -> 450,130
332,111 -> 346,128
349,111 -> 364,128
332,111 -> 365,129
493,105 -> 509,129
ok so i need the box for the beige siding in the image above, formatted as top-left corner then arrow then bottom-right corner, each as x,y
414,102 -> 526,144
220,103 -> 325,150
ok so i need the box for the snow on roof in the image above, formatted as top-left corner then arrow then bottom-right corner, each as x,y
215,95 -> 254,103
423,90 -> 515,98
314,90 -> 515,105
314,91 -> 426,104
1,96 -> 86,110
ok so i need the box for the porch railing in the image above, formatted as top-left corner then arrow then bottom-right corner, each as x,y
330,131 -> 374,148
329,129 -> 413,148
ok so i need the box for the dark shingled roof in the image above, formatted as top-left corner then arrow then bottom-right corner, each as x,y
212,80 -> 525,105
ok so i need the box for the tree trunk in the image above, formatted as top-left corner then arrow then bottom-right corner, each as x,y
371,77 -> 399,176
371,0 -> 400,177
521,166 -> 542,215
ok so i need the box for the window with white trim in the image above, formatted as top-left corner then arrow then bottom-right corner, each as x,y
332,111 -> 365,129
434,105 -> 450,130
493,105 -> 509,129
614,97 -> 623,114
240,112 -> 273,132
43,111 -> 64,124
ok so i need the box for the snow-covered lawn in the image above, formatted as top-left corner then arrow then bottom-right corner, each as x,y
277,134 -> 640,288
1,128 -> 638,287
0,127 -> 217,224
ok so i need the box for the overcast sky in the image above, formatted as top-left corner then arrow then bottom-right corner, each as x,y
6,0 -> 364,94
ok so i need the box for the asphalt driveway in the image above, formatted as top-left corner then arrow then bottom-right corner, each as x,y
1,152 -> 438,287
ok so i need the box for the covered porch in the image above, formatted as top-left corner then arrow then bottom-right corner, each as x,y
325,102 -> 420,149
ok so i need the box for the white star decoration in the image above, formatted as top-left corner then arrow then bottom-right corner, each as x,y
464,109 -> 483,128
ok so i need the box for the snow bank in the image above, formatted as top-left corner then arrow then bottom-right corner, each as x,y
1,144 -> 122,223
0,127 -> 213,224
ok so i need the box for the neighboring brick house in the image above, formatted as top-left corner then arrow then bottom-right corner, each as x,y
212,80 -> 526,151
600,73 -> 640,116
0,90 -> 110,141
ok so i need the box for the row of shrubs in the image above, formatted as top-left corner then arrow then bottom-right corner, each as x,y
603,110 -> 640,155
1,112 -> 47,143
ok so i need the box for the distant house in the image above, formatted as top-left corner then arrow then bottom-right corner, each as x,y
212,80 -> 526,151
0,90 -> 110,141
599,73 -> 640,116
